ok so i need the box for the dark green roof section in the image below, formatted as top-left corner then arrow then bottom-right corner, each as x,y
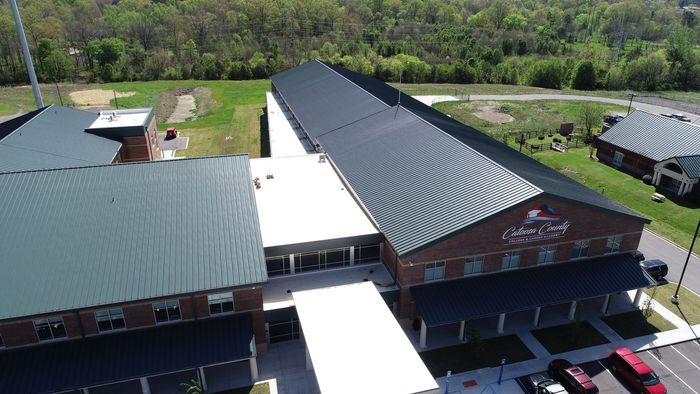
675,155 -> 700,178
0,155 -> 267,320
0,105 -> 122,173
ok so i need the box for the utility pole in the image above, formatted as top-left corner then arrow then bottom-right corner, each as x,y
9,0 -> 43,109
671,219 -> 700,304
627,93 -> 636,115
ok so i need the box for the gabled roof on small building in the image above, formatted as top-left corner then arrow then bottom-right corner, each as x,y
675,155 -> 700,178
0,155 -> 267,320
271,60 -> 647,257
0,105 -> 122,173
598,110 -> 700,161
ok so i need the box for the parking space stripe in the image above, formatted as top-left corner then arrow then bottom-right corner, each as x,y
671,345 -> 700,371
597,360 -> 615,377
646,350 -> 699,394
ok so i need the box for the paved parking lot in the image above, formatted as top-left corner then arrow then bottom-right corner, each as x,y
516,340 -> 700,393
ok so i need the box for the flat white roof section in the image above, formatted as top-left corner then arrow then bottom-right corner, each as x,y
262,263 -> 397,311
266,92 -> 310,157
293,282 -> 438,394
250,154 -> 379,248
88,108 -> 150,129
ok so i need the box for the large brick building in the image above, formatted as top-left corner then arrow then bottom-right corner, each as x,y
596,110 -> 700,196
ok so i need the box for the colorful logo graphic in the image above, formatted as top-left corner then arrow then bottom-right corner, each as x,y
523,204 -> 561,224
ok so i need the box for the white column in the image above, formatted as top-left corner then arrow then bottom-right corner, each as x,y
633,289 -> 644,307
419,319 -> 428,348
198,367 -> 208,391
305,345 -> 313,370
652,171 -> 659,185
250,357 -> 259,380
497,313 -> 506,334
567,301 -> 577,321
349,246 -> 355,266
289,254 -> 295,274
601,294 -> 612,315
677,181 -> 686,196
140,378 -> 151,394
458,320 -> 466,341
81,389 -> 89,394
533,307 -> 542,328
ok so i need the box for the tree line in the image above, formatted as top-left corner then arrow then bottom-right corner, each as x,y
1,0 -> 700,92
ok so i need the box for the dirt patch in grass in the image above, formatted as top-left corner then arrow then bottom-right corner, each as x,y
473,111 -> 514,123
193,87 -> 215,116
419,334 -> 534,377
69,89 -> 135,106
531,321 -> 610,354
602,310 -> 677,339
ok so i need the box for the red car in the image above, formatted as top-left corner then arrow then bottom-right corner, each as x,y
609,348 -> 666,394
548,359 -> 598,394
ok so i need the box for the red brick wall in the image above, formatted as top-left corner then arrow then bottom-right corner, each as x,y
124,304 -> 156,329
0,321 -> 38,347
391,196 -> 646,319
596,140 -> 657,177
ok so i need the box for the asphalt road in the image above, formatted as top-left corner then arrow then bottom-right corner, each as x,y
638,230 -> 700,296
415,94 -> 700,121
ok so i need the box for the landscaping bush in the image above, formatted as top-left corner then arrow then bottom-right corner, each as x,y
538,135 -> 545,140
553,137 -> 561,143
642,174 -> 653,185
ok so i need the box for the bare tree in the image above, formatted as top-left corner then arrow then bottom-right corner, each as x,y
578,103 -> 606,141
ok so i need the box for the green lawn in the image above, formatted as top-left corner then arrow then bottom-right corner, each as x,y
419,334 -> 534,377
389,83 -> 559,96
214,382 -> 270,394
645,283 -> 700,326
602,310 -> 677,339
0,80 -> 269,157
531,321 -> 610,354
434,100 -> 628,140
535,147 -> 700,249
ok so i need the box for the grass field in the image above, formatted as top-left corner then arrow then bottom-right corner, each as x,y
419,334 -> 534,377
531,321 -> 610,354
434,99 -> 628,138
645,283 -> 700,326
602,310 -> 676,339
0,80 -> 269,157
534,147 -> 700,249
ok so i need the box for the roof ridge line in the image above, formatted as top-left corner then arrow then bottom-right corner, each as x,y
0,105 -> 50,142
398,105 -> 544,195
315,60 -> 391,109
0,153 -> 251,176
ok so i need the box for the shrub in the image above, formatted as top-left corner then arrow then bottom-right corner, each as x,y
642,174 -> 653,184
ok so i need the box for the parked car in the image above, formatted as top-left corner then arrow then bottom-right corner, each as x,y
527,373 -> 569,394
640,259 -> 668,280
609,348 -> 666,394
633,250 -> 645,262
659,113 -> 674,119
671,113 -> 691,122
548,359 -> 599,394
603,114 -> 625,125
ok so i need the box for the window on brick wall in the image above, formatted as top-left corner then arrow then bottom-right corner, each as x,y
424,261 -> 445,282
95,308 -> 125,332
34,317 -> 67,341
208,292 -> 234,315
537,246 -> 557,265
501,251 -> 520,270
153,300 -> 181,323
571,240 -> 590,259
464,256 -> 484,276
605,235 -> 623,254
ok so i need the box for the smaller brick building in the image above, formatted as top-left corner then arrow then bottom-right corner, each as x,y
597,110 -> 700,196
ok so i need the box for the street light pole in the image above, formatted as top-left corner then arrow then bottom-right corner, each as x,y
626,93 -> 636,115
8,0 -> 43,109
671,218 -> 700,304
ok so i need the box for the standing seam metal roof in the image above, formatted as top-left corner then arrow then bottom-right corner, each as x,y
271,60 -> 646,256
0,105 -> 123,173
675,156 -> 700,178
597,110 -> 700,161
0,155 -> 267,320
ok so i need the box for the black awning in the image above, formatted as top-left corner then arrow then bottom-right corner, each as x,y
0,313 -> 254,394
411,254 -> 654,327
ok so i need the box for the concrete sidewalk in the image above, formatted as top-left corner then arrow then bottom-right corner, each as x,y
433,290 -> 700,393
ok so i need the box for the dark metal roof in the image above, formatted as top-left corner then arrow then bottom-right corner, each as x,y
271,61 -> 647,256
0,106 -> 45,141
598,110 -> 700,161
0,105 -> 122,173
0,313 -> 254,394
411,254 -> 654,327
0,155 -> 267,320
675,156 -> 700,178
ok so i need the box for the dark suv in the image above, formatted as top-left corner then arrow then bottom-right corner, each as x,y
640,259 -> 668,281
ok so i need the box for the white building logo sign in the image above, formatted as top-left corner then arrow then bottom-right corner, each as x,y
502,204 -> 571,245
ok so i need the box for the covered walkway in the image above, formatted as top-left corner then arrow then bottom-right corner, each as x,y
0,314 -> 259,394
411,254 -> 654,348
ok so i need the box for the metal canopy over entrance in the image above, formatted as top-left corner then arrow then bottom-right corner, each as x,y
293,282 -> 438,394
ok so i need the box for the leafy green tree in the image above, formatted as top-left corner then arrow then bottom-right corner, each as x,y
626,52 -> 668,91
578,103 -> 605,140
570,60 -> 596,90
527,59 -> 564,89
96,38 -> 125,66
